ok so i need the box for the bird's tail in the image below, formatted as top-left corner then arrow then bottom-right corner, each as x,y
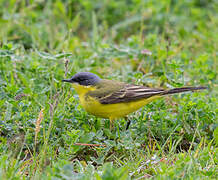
162,86 -> 207,96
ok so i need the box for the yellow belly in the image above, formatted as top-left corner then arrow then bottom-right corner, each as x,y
80,95 -> 160,119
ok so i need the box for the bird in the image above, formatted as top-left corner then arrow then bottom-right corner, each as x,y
62,72 -> 207,129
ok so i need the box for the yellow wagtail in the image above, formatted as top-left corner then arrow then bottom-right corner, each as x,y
62,72 -> 207,129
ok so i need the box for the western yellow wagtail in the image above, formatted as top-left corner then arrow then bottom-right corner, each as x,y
62,72 -> 207,129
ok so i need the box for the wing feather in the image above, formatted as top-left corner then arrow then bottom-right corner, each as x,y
97,84 -> 164,104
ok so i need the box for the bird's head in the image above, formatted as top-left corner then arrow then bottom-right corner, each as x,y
62,72 -> 101,87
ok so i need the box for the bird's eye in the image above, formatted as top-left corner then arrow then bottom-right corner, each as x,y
84,79 -> 90,85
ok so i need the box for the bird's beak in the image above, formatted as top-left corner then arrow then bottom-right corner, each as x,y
62,79 -> 74,83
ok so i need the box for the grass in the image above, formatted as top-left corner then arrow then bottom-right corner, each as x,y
0,0 -> 217,179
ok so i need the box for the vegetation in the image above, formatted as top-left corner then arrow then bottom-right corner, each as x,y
0,0 -> 217,179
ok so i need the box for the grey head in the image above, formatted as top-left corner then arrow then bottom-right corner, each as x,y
62,72 -> 101,86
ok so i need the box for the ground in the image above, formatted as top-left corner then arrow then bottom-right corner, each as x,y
0,0 -> 217,179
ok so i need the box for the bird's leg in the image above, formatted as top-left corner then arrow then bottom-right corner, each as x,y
125,117 -> 131,130
109,117 -> 114,130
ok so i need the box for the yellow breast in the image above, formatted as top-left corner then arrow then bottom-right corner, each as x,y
72,84 -> 160,119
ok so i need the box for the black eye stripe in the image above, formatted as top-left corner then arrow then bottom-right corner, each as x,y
78,78 -> 93,82
74,77 -> 88,82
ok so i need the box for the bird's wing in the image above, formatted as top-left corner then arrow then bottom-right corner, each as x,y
99,84 -> 165,104
87,80 -> 165,104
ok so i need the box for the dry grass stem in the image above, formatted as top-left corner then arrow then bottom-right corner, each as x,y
64,58 -> 69,77
34,108 -> 44,147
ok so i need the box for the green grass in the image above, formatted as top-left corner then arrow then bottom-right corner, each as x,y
0,0 -> 217,179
